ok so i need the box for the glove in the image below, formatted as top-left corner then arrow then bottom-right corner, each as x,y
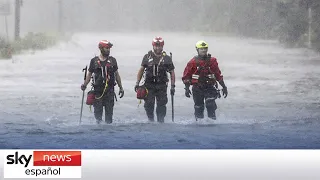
222,87 -> 228,98
81,84 -> 86,91
170,85 -> 175,96
184,86 -> 192,98
134,85 -> 139,92
134,81 -> 140,92
119,88 -> 124,98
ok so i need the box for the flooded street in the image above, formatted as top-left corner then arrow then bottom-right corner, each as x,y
0,32 -> 319,149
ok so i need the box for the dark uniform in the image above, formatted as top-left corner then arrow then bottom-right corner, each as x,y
141,51 -> 175,122
88,56 -> 118,123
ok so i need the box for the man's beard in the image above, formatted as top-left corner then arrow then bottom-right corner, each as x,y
198,49 -> 207,58
153,49 -> 162,56
101,49 -> 110,57
199,53 -> 207,58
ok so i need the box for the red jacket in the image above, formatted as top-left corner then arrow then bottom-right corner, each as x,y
182,55 -> 223,85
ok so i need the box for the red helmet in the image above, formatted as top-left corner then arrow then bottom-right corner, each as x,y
152,37 -> 164,47
98,40 -> 113,49
136,86 -> 148,99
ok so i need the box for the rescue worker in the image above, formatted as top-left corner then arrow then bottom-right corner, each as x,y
182,40 -> 228,120
135,37 -> 175,123
81,40 -> 124,124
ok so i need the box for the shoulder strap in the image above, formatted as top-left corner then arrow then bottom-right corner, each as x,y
108,56 -> 116,64
206,54 -> 213,73
93,56 -> 100,68
195,56 -> 200,69
95,56 -> 114,67
147,50 -> 153,59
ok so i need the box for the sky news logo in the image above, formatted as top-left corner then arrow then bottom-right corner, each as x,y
4,151 -> 81,179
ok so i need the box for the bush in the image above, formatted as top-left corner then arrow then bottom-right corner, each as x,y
0,37 -> 12,59
0,32 -> 59,59
12,32 -> 57,53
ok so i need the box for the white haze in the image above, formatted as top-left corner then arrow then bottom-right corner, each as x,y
0,0 -> 319,149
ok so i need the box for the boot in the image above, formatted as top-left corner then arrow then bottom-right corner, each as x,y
208,111 -> 216,120
148,117 -> 155,122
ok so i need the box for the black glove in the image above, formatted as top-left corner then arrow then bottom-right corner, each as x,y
119,88 -> 124,98
222,87 -> 228,98
170,85 -> 175,96
134,81 -> 140,92
81,84 -> 86,91
134,85 -> 139,92
184,86 -> 192,98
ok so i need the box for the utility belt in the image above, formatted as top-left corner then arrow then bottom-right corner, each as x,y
145,76 -> 168,84
144,81 -> 168,90
191,74 -> 216,85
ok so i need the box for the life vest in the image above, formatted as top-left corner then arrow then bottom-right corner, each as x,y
191,54 -> 216,85
144,51 -> 169,84
91,56 -> 116,91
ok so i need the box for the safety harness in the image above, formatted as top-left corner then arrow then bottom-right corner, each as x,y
137,51 -> 166,106
149,51 -> 166,83
191,54 -> 216,85
87,57 -> 113,112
